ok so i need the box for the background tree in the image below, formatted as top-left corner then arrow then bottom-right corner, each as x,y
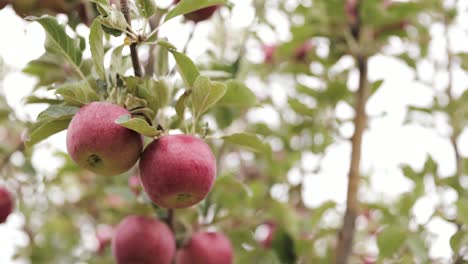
0,0 -> 467,263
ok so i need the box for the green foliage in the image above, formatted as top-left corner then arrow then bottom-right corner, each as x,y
2,0 -> 466,263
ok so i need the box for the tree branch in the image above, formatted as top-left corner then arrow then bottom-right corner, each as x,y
120,0 -> 142,77
334,1 -> 369,262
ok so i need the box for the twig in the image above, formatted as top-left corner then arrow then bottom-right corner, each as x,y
144,13 -> 164,77
120,0 -> 142,77
334,1 -> 369,263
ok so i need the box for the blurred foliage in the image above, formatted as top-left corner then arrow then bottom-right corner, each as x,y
0,0 -> 466,263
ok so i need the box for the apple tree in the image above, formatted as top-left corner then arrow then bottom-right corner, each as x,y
0,0 -> 467,263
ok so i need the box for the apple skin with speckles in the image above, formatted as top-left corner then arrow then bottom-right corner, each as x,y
176,231 -> 233,264
139,134 -> 216,209
174,0 -> 219,23
66,102 -> 143,176
112,215 -> 175,264
0,187 -> 13,224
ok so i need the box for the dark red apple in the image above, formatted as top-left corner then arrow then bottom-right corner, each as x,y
0,187 -> 13,224
262,44 -> 277,64
128,174 -> 142,196
174,0 -> 219,23
294,41 -> 313,62
66,102 -> 143,176
139,134 -> 216,208
176,231 -> 233,264
0,0 -> 10,10
112,215 -> 175,264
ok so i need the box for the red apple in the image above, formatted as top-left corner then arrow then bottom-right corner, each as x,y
139,135 -> 216,209
176,231 -> 233,264
96,225 -> 114,255
112,215 -> 175,264
66,102 -> 143,176
262,44 -> 277,64
294,41 -> 313,62
0,187 -> 13,224
174,0 -> 219,22
128,174 -> 142,196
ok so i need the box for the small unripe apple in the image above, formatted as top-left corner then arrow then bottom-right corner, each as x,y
173,0 -> 219,22
66,102 -> 143,176
262,44 -> 277,64
139,135 -> 216,209
128,174 -> 142,196
112,215 -> 175,264
176,231 -> 233,264
0,187 -> 13,224
294,41 -> 313,62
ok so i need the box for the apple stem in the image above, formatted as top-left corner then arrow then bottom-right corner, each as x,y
334,0 -> 369,263
120,0 -> 143,77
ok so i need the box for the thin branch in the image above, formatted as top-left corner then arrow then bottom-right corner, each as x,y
120,0 -> 142,77
334,1 -> 369,263
144,13 -> 164,77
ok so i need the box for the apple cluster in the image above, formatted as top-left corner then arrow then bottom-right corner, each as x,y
112,215 -> 233,264
66,102 -> 232,262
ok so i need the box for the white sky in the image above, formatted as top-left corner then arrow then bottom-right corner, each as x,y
0,0 -> 467,262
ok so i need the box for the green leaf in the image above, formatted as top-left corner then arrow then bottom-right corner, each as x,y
26,118 -> 71,148
371,79 -> 384,94
288,98 -> 315,117
37,105 -> 80,119
165,0 -> 226,22
136,0 -> 156,18
97,10 -> 128,32
24,96 -> 63,105
55,81 -> 99,106
28,16 -> 83,70
219,80 -> 256,108
456,198 -> 468,225
377,226 -> 407,258
192,76 -> 227,120
175,90 -> 192,120
222,133 -> 272,158
110,45 -> 125,76
115,114 -> 159,137
89,20 -> 106,80
170,50 -> 200,88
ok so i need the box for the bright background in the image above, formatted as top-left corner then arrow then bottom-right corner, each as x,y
0,0 -> 467,262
